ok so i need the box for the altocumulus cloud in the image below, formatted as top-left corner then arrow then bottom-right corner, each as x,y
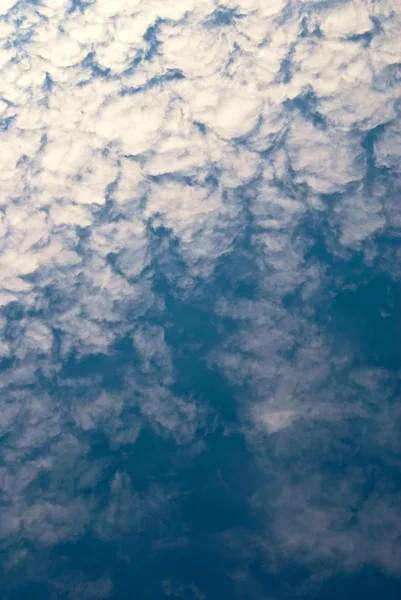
0,0 -> 400,597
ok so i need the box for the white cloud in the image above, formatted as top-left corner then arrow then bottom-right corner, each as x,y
375,120 -> 401,171
0,0 -> 400,587
0,0 -> 16,15
335,186 -> 386,247
256,408 -> 297,434
287,118 -> 365,194
320,1 -> 372,39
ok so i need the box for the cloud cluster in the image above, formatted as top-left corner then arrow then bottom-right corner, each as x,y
0,0 -> 400,594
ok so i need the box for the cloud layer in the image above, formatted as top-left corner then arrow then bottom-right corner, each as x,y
0,0 -> 400,596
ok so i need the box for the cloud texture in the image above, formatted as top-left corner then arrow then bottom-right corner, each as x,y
0,0 -> 400,597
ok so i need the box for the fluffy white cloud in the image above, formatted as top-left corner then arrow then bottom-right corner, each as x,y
0,0 -> 400,588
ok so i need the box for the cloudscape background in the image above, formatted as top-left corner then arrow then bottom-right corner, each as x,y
0,0 -> 400,598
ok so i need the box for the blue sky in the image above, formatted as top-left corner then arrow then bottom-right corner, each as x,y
0,0 -> 400,598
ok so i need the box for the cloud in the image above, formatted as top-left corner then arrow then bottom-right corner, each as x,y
51,575 -> 113,600
0,0 -> 400,593
212,279 -> 400,577
320,1 -> 372,39
375,119 -> 401,171
93,472 -> 174,541
253,408 -> 297,434
163,579 -> 205,600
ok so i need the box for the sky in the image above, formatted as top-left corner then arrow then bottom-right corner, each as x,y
0,0 -> 400,598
